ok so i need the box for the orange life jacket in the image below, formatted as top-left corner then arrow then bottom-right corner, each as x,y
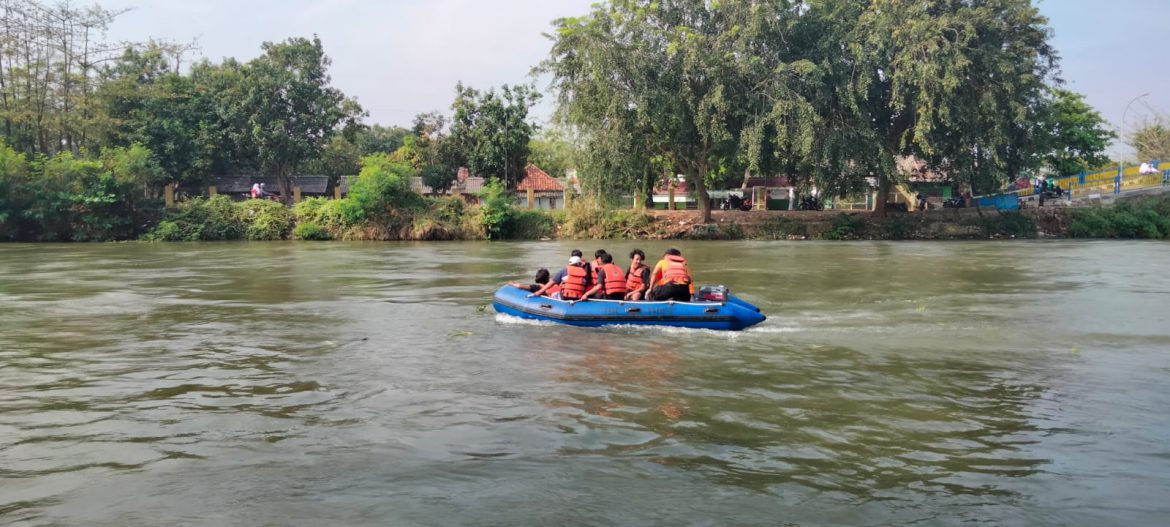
659,254 -> 691,285
561,264 -> 588,300
601,263 -> 627,296
626,264 -> 647,292
543,283 -> 561,297
591,260 -> 602,284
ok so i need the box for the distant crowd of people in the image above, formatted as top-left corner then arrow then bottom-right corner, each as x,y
508,248 -> 695,303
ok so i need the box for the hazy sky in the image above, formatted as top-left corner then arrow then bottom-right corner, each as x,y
101,0 -> 1167,152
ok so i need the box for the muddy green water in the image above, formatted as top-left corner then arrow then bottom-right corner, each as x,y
1,241 -> 1169,526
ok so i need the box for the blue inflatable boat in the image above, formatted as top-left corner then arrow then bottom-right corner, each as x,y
491,285 -> 766,331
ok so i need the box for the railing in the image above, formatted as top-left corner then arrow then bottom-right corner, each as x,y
1019,161 -> 1167,200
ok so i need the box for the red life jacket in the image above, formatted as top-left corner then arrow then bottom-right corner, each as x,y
659,254 -> 691,285
591,260 -> 602,284
626,264 -> 647,292
601,263 -> 627,296
561,265 -> 588,300
543,283 -> 561,297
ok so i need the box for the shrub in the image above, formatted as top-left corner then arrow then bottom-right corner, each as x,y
560,198 -> 655,238
478,179 -> 513,239
878,214 -> 915,240
293,222 -> 331,240
348,153 -> 420,218
144,195 -> 243,241
508,209 -> 556,239
1068,209 -> 1111,238
238,199 -> 295,240
821,213 -> 865,240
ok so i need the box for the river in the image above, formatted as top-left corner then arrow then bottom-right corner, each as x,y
1,241 -> 1168,525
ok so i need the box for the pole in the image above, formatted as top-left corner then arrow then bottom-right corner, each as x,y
1119,93 -> 1150,194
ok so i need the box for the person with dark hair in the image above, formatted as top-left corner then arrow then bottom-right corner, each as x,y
534,250 -> 592,299
509,268 -> 554,295
590,249 -> 607,285
624,249 -> 651,301
649,248 -> 694,301
581,252 -> 627,301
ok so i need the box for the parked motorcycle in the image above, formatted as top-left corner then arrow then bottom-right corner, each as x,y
798,196 -> 824,211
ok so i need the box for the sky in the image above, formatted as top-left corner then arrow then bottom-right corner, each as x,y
100,0 -> 1167,154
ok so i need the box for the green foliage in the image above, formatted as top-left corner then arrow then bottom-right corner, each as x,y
560,198 -> 654,239
878,215 -> 915,240
293,222 -> 331,240
1041,89 -> 1116,177
238,199 -> 295,240
1069,197 -> 1170,239
509,209 -> 556,239
478,179 -> 513,239
243,37 -> 365,194
448,83 -> 540,188
427,196 -> 466,224
821,214 -> 866,240
295,196 -> 361,231
348,154 -> 419,218
0,142 -> 30,240
145,196 -> 243,241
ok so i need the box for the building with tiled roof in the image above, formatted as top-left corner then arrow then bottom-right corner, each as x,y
514,164 -> 566,209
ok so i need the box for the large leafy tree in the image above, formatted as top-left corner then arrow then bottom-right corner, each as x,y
447,83 -> 540,188
240,36 -> 364,201
545,0 -> 820,222
842,0 -> 1057,210
1040,89 -> 1115,177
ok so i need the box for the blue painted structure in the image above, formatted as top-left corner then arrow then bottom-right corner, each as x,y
973,193 -> 1020,211
491,286 -> 766,331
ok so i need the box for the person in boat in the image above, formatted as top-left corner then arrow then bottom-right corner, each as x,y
590,249 -> 607,285
624,249 -> 651,301
649,248 -> 694,302
508,268 -> 556,296
580,252 -> 627,301
532,252 -> 591,300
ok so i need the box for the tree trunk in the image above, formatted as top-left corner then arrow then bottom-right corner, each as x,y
693,159 -> 712,224
873,172 -> 889,217
276,164 -> 292,204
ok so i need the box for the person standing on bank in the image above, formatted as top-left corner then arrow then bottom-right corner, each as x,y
624,249 -> 651,301
649,248 -> 694,301
581,252 -> 628,301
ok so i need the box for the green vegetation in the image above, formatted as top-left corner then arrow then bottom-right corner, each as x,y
0,0 -> 1141,244
820,214 -> 866,241
1069,197 -> 1170,239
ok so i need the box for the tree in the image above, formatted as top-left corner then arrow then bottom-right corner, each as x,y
357,124 -> 409,155
842,0 -> 1057,211
1040,89 -> 1115,177
527,126 -> 582,180
240,36 -> 364,201
447,82 -> 539,188
545,0 -> 815,222
1129,114 -> 1170,163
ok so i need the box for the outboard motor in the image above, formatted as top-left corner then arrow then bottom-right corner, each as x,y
695,285 -> 729,302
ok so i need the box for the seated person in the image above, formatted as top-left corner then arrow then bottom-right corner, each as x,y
624,249 -> 651,301
508,268 -> 554,295
580,252 -> 627,301
649,248 -> 694,302
533,254 -> 590,301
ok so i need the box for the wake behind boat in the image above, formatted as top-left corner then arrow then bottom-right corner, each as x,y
491,285 -> 766,331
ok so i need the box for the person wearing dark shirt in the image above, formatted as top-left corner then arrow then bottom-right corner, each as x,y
508,268 -> 551,293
